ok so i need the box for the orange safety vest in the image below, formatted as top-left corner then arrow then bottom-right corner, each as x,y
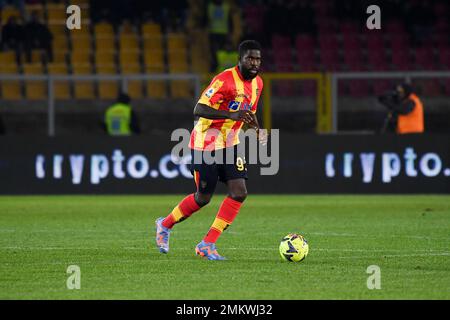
397,93 -> 424,134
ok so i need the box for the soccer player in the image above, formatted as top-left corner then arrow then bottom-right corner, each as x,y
155,40 -> 267,260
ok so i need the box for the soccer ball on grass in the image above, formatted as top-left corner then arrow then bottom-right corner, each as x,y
279,233 -> 309,262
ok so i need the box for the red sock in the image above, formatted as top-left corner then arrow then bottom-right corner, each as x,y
204,197 -> 242,243
162,194 -> 200,229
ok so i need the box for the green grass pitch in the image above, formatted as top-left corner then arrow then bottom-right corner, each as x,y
0,195 -> 449,299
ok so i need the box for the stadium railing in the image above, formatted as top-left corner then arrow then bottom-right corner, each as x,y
330,71 -> 450,133
0,73 -> 202,136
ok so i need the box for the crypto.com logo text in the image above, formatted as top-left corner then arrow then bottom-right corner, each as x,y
170,128 -> 279,176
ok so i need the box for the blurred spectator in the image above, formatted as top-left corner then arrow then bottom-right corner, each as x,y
104,93 -> 140,136
166,0 -> 188,31
0,113 -> 5,135
136,0 -> 164,25
405,2 -> 435,45
265,0 -> 288,36
206,0 -> 233,72
1,16 -> 24,62
216,39 -> 238,72
295,0 -> 316,36
378,83 -> 424,134
0,0 -> 25,15
24,10 -> 53,62
90,0 -> 112,24
334,0 -> 361,22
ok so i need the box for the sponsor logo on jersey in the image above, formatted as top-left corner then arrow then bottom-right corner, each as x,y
228,101 -> 240,111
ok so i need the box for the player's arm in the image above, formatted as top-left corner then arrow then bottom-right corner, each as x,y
193,103 -> 254,123
243,112 -> 267,145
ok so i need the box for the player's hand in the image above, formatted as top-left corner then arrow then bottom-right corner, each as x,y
229,110 -> 254,124
257,128 -> 268,146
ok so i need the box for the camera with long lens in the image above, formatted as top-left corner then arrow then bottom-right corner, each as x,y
378,90 -> 400,110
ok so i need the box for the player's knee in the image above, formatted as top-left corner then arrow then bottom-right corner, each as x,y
229,190 -> 247,203
195,193 -> 212,207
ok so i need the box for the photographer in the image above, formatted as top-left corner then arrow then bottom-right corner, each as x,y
378,83 -> 424,134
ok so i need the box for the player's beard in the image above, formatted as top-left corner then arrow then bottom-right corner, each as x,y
241,66 -> 259,80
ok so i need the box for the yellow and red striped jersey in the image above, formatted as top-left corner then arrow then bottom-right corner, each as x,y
189,66 -> 263,151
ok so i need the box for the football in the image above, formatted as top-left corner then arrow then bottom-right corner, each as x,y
279,233 -> 309,262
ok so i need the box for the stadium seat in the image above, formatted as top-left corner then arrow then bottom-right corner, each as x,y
1,6 -> 21,21
141,22 -> 162,37
68,25 -> 91,38
52,36 -> 69,52
414,48 -> 436,70
25,3 -> 45,19
300,80 -> 317,97
273,49 -> 293,71
72,64 -> 95,99
70,51 -> 91,65
28,49 -> 44,64
95,36 -> 116,52
0,51 -> 16,65
95,51 -> 115,66
168,48 -> 190,98
94,22 -> 114,37
169,63 -> 191,98
385,21 -> 406,34
344,51 -> 366,71
319,49 -> 340,71
47,63 -> 71,100
145,65 -> 166,99
0,64 -> 21,100
71,35 -> 92,52
143,34 -> 164,52
438,49 -> 450,69
120,64 -> 143,99
48,24 -> 67,37
143,49 -> 164,69
367,52 -> 389,71
388,35 -> 410,53
340,21 -> 358,35
118,21 -> 137,36
419,79 -> 442,97
295,34 -> 315,54
443,78 -> 450,95
365,34 -> 385,52
296,48 -> 316,72
342,34 -> 360,53
191,46 -> 209,73
167,33 -> 187,51
271,35 -> 291,51
273,64 -> 294,97
46,3 -> 66,24
23,63 -> 46,100
372,80 -> 393,95
96,64 -> 119,99
318,34 -> 339,52
119,34 -> 139,51
347,79 -> 370,98
391,50 -> 411,70
414,79 -> 441,97
316,17 -> 335,34
168,49 -> 188,70
119,50 -> 140,68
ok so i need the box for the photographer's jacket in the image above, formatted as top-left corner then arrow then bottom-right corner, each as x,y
397,93 -> 424,134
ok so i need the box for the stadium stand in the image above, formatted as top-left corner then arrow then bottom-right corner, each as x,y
0,0 -> 448,134
0,0 -> 446,100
